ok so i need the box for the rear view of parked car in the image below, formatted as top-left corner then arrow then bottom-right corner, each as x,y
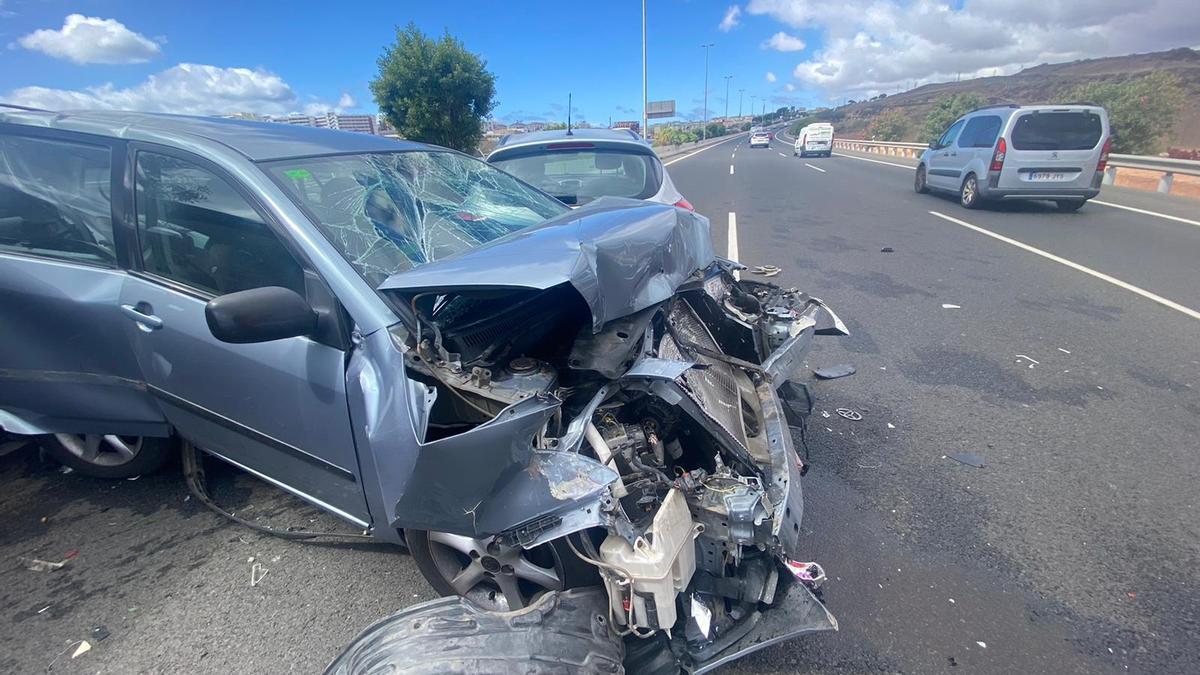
915,104 -> 1110,211
486,128 -> 692,210
794,123 -> 834,157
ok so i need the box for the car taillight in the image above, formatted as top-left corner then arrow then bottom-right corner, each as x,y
674,198 -> 694,211
1096,137 -> 1112,172
990,137 -> 1007,173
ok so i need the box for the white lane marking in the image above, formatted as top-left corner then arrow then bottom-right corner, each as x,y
730,164 -> 735,175
1091,199 -> 1200,229
832,151 -> 916,170
929,210 -> 1200,321
662,134 -> 745,166
728,212 -> 740,280
804,163 -> 827,173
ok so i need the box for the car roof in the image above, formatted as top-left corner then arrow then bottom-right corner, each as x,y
963,103 -> 1106,119
492,127 -> 647,152
0,108 -> 428,161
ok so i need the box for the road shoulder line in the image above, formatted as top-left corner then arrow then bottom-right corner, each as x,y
929,210 -> 1200,321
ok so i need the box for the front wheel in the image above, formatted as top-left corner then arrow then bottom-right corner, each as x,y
960,174 -> 982,209
1055,199 -> 1086,212
914,165 -> 929,194
406,529 -> 596,612
41,433 -> 173,479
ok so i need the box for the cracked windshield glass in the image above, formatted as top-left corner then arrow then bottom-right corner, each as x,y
265,151 -> 566,284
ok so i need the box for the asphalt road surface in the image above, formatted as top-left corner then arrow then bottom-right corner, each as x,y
3,131 -> 1198,674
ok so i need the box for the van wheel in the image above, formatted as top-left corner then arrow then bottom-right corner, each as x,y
914,165 -> 929,194
41,433 -> 173,479
1055,199 -> 1086,212
960,175 -> 982,209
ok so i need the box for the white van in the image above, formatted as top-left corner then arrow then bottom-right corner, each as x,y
794,123 -> 834,158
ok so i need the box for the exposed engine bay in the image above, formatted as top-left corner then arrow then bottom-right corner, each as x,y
393,257 -> 845,667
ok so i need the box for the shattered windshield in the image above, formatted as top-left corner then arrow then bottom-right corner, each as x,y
263,151 -> 567,285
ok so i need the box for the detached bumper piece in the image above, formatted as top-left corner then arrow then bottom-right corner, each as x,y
325,588 -> 622,675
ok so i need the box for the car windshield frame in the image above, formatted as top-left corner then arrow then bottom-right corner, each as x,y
490,146 -> 663,206
261,150 -> 568,286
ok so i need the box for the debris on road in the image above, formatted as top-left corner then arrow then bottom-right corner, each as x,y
836,408 -> 863,421
20,557 -> 67,572
250,560 -> 269,587
942,303 -> 961,309
946,453 -> 986,468
881,247 -> 895,253
71,640 -> 92,658
90,625 -> 110,642
1058,347 -> 1072,354
1014,354 -> 1039,368
976,641 -> 988,649
813,363 -> 856,379
821,410 -> 830,418
887,423 -> 896,429
749,264 -> 781,277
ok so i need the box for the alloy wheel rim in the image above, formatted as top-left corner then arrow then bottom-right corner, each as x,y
54,433 -> 142,467
426,531 -> 564,611
962,178 -> 976,204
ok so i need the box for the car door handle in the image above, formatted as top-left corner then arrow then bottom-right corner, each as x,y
121,303 -> 163,330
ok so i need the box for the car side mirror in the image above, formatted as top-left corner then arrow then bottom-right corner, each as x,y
205,286 -> 317,344
928,141 -> 941,150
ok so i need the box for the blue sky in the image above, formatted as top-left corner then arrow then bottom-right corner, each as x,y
2,1 -> 1196,124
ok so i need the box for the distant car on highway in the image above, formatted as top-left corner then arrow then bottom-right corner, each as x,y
794,123 -> 833,158
749,129 -> 772,148
487,128 -> 692,210
915,103 -> 1110,211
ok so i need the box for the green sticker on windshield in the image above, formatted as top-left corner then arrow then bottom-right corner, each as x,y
284,168 -> 312,180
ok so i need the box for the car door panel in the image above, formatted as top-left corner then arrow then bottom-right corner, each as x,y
926,120 -> 966,190
122,145 -> 369,524
0,130 -> 166,437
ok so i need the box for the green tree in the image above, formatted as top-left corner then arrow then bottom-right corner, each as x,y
868,109 -> 911,141
921,93 -> 987,143
706,123 -> 727,138
370,23 -> 497,152
1066,72 -> 1184,154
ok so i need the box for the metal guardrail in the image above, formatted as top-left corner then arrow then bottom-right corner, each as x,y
832,139 -> 1200,194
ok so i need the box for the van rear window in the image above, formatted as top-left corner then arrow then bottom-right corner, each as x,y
1011,112 -> 1103,151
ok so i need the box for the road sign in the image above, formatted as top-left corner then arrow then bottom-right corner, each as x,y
646,100 -> 676,119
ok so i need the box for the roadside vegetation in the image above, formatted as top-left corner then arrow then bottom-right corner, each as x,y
371,23 -> 497,152
1066,72 -> 1184,154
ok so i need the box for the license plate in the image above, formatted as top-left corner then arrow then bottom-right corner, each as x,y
1029,172 -> 1067,181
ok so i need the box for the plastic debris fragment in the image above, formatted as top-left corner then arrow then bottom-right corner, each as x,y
835,408 -> 862,421
946,453 -> 985,468
813,363 -> 856,379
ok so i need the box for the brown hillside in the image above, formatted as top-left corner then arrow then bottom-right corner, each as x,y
832,48 -> 1200,149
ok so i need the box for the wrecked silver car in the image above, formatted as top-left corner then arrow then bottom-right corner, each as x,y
0,110 -> 844,672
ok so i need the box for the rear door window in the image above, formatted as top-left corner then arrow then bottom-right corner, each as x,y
0,134 -> 115,267
492,148 -> 662,206
1011,112 -> 1103,150
960,116 -> 1003,148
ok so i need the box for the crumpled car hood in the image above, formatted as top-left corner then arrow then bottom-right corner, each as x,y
377,197 -> 715,331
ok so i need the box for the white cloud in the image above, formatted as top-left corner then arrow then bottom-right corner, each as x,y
765,71 -> 777,82
5,63 -> 351,116
762,31 -> 806,52
17,14 -> 161,64
746,0 -> 1200,98
785,83 -> 796,92
719,5 -> 742,32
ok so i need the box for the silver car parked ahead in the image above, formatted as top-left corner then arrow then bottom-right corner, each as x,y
915,103 -> 1110,211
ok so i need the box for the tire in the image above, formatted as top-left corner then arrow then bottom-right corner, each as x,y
406,529 -> 597,612
1055,199 -> 1086,212
960,174 -> 982,209
41,433 -> 174,479
914,165 -> 929,193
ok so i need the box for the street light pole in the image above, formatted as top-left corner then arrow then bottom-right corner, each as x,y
738,89 -> 744,117
723,75 -> 733,119
641,0 -> 647,139
700,43 -> 714,140
749,95 -> 757,125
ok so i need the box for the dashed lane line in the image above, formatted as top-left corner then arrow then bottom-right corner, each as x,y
804,163 -> 827,173
929,210 -> 1200,321
728,212 -> 740,280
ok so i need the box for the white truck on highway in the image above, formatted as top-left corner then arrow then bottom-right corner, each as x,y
794,123 -> 834,158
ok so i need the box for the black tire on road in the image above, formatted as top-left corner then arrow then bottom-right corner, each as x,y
41,433 -> 174,479
914,165 -> 929,194
1055,199 -> 1086,212
960,174 -> 982,209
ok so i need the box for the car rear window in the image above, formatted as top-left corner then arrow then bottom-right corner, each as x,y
1010,111 -> 1103,151
492,148 -> 662,206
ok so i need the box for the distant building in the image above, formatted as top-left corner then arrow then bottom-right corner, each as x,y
613,120 -> 641,133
